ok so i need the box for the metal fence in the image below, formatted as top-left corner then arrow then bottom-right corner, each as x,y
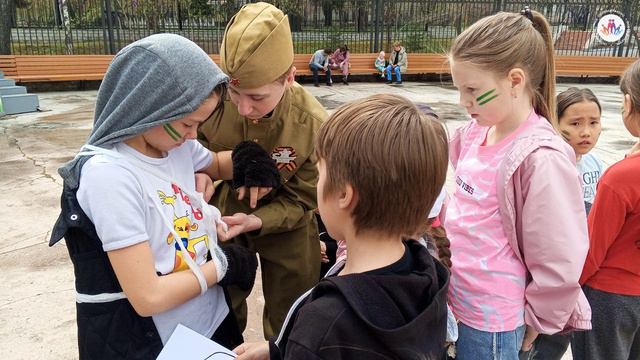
7,0 -> 640,56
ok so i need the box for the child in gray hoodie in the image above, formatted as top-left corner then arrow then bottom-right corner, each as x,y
51,34 -> 275,359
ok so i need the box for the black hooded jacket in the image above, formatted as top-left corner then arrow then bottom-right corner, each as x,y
270,240 -> 449,360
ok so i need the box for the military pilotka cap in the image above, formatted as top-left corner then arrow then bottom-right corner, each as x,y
220,2 -> 294,89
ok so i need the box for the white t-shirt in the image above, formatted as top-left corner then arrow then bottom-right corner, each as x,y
77,140 -> 228,344
577,152 -> 603,207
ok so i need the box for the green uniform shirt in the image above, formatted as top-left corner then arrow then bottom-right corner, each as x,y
198,82 -> 327,236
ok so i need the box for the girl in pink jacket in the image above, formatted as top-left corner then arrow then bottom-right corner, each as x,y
330,44 -> 350,85
446,8 -> 591,359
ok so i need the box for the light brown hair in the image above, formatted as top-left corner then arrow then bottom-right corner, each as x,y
276,64 -> 294,83
315,94 -> 448,237
557,87 -> 601,120
620,59 -> 640,114
449,10 -> 557,125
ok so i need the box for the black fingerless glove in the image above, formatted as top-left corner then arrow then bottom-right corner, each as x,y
231,141 -> 281,190
218,243 -> 258,291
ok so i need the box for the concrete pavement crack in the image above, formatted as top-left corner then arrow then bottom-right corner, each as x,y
2,127 -> 61,186
0,231 -> 51,256
0,288 -> 74,309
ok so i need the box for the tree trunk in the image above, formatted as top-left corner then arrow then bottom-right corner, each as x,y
289,14 -> 302,32
323,4 -> 333,27
58,0 -> 74,54
10,0 -> 16,27
54,0 -> 62,26
0,0 -> 11,54
357,7 -> 367,32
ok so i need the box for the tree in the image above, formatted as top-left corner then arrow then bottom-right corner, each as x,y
312,0 -> 342,27
58,0 -> 74,54
0,0 -> 11,54
270,0 -> 303,32
351,0 -> 368,32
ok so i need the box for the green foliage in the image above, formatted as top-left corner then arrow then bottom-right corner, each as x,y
403,31 -> 426,52
400,20 -> 452,54
15,0 -> 30,9
327,30 -> 344,50
269,0 -> 303,16
311,0 -> 343,8
11,39 -> 106,54
70,6 -> 103,27
14,0 -> 625,57
424,38 -> 451,54
189,0 -> 216,17
293,39 -> 370,54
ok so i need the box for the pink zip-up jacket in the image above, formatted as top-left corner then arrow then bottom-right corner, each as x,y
331,49 -> 350,67
448,112 -> 592,334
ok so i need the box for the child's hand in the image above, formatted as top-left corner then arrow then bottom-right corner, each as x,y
234,341 -> 269,360
218,213 -> 262,241
237,186 -> 272,209
521,325 -> 539,352
629,141 -> 640,156
231,141 -> 281,207
320,240 -> 330,263
194,172 -> 215,202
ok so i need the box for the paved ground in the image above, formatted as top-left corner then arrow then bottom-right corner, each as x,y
0,81 -> 635,359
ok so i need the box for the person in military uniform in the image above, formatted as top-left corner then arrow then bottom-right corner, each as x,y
197,2 -> 327,339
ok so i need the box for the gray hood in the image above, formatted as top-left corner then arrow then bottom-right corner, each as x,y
59,33 -> 228,189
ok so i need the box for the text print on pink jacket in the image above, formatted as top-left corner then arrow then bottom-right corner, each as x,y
449,111 -> 592,334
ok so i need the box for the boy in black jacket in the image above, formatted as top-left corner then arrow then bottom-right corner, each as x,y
234,93 -> 450,360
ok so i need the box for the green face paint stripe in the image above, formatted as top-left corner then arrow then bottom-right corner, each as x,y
478,93 -> 499,106
560,129 -> 571,141
476,89 -> 496,102
163,124 -> 181,141
163,124 -> 180,141
165,123 -> 182,138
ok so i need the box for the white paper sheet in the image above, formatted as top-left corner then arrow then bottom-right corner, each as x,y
157,324 -> 237,360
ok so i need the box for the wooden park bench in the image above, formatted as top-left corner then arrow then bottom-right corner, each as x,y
294,53 -> 633,78
0,53 -> 634,83
0,53 -> 449,82
3,55 -> 113,82
0,55 -> 18,78
292,53 -> 379,76
555,55 -> 636,77
291,53 -> 448,77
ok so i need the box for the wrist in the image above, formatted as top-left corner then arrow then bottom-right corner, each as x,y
248,214 -> 263,232
213,152 -> 221,180
203,261 -> 218,288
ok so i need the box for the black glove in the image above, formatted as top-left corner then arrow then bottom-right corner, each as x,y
218,243 -> 258,291
231,141 -> 281,190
